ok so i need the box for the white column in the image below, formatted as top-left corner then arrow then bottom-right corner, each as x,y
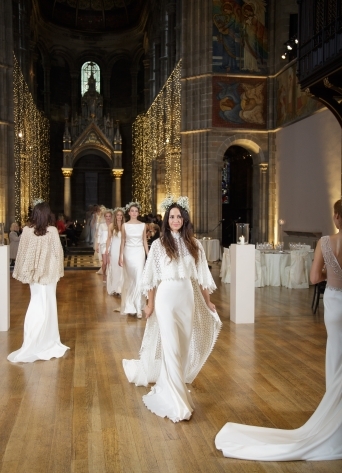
62,168 -> 73,217
259,163 -> 268,242
0,246 -> 10,331
230,244 -> 255,324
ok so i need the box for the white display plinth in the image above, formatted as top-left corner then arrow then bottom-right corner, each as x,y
0,246 -> 10,331
230,244 -> 255,324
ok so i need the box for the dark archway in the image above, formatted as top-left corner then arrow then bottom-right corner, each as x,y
221,145 -> 253,247
71,154 -> 112,220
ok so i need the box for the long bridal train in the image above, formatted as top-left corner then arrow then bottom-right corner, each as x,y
216,234 -> 342,461
215,362 -> 342,461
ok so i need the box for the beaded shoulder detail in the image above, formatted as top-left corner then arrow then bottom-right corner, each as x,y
321,236 -> 342,279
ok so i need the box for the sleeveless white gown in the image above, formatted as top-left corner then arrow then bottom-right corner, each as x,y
215,235 -> 342,461
120,223 -> 146,316
107,231 -> 123,295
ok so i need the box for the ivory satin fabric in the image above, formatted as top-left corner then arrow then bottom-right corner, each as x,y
142,279 -> 195,422
7,283 -> 69,363
120,223 -> 145,315
216,236 -> 342,461
107,231 -> 123,295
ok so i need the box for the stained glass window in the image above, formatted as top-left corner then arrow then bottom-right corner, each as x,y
81,61 -> 100,96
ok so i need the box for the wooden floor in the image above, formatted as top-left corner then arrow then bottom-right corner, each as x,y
1,263 -> 341,473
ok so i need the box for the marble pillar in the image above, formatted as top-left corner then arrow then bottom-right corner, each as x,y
62,168 -> 73,217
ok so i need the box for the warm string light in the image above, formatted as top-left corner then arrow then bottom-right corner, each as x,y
13,55 -> 50,224
132,60 -> 181,215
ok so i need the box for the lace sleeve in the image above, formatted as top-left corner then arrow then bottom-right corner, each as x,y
195,241 -> 217,293
141,240 -> 163,296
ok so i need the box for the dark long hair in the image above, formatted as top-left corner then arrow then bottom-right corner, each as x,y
161,204 -> 199,263
30,202 -> 54,236
334,199 -> 342,219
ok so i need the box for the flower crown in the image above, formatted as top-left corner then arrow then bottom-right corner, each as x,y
32,198 -> 45,207
160,195 -> 190,213
113,207 -> 125,214
125,201 -> 141,212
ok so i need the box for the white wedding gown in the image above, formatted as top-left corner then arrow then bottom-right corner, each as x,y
123,235 -> 222,422
215,235 -> 342,461
107,231 -> 123,295
120,223 -> 146,315
8,282 -> 69,363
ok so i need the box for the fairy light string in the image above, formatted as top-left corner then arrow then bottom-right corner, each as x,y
132,60 -> 181,215
13,54 -> 50,224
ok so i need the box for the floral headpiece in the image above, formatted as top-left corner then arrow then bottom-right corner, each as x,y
32,198 -> 45,207
125,201 -> 141,212
113,207 -> 125,214
160,195 -> 190,213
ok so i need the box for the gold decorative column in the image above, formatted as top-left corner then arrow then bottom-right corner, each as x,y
259,163 -> 268,242
62,168 -> 73,217
111,169 -> 124,208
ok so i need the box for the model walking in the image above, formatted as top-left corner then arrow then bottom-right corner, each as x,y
8,201 -> 69,363
106,207 -> 124,295
96,209 -> 113,283
123,196 -> 222,422
215,199 -> 342,461
119,202 -> 148,318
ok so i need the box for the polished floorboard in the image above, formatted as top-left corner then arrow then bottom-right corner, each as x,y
1,263 -> 341,473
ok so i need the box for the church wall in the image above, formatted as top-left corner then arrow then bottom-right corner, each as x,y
275,108 -> 342,238
0,0 -> 15,228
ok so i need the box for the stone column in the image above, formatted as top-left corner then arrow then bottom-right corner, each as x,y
131,68 -> 138,118
102,72 -> 111,115
70,72 -> 79,117
43,62 -> 51,117
143,59 -> 150,110
62,168 -> 73,217
259,163 -> 268,242
0,0 -> 14,228
111,169 -> 124,208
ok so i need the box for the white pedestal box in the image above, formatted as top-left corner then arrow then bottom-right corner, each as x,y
230,244 -> 255,324
0,245 -> 10,331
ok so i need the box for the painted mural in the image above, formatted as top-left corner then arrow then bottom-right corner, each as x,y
212,0 -> 268,73
276,64 -> 322,127
213,76 -> 267,129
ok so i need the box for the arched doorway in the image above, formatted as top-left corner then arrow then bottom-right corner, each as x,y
222,145 -> 253,247
72,154 -> 112,220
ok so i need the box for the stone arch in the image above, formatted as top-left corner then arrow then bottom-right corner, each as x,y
71,147 -> 113,169
216,134 -> 266,164
215,134 -> 268,243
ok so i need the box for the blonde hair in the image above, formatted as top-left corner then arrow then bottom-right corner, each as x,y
113,209 -> 124,236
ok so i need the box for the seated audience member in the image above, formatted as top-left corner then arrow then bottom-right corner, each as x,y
57,214 -> 77,246
147,223 -> 160,247
155,214 -> 163,229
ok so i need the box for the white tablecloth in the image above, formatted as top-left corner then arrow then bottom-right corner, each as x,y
198,239 -> 221,261
262,251 -> 314,287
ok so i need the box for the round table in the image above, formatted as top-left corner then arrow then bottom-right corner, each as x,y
198,239 -> 221,261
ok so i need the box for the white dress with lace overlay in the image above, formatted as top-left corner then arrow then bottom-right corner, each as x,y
122,234 -> 222,422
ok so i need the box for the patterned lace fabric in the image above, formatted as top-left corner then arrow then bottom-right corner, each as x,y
13,226 -> 64,285
321,236 -> 342,291
129,278 -> 222,386
141,235 -> 217,296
